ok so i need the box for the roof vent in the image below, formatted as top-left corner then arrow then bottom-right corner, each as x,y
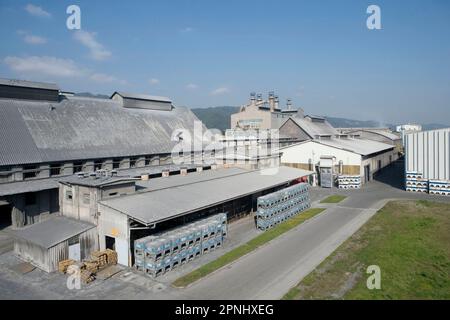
0,78 -> 60,101
110,91 -> 173,111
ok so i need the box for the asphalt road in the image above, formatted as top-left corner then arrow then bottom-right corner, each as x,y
171,161 -> 450,300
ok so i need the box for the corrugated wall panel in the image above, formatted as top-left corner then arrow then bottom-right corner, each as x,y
405,128 -> 450,180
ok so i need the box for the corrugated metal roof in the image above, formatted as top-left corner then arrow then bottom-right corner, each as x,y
99,166 -> 313,225
345,129 -> 401,141
112,91 -> 172,103
315,138 -> 394,156
59,175 -> 138,187
8,215 -> 95,249
0,96 -> 203,166
0,78 -> 59,91
136,167 -> 247,191
290,116 -> 338,138
279,138 -> 394,156
0,178 -> 59,197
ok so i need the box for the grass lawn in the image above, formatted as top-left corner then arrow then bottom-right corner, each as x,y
283,200 -> 450,300
173,207 -> 326,288
320,195 -> 347,204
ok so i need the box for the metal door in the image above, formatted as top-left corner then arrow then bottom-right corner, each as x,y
115,238 -> 129,266
364,165 -> 371,183
320,167 -> 333,188
68,243 -> 81,261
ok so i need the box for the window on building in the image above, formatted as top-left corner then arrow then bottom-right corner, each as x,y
0,166 -> 12,172
23,165 -> 40,179
24,193 -> 37,206
145,156 -> 151,166
112,158 -> 121,169
68,235 -> 79,246
94,160 -> 103,171
50,163 -> 63,176
130,157 -> 138,168
73,161 -> 83,173
108,192 -> 118,197
82,193 -> 90,205
66,190 -> 73,200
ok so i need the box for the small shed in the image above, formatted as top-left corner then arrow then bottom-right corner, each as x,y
10,216 -> 98,272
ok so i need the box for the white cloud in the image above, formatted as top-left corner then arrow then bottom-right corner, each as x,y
3,55 -> 125,85
149,78 -> 160,85
24,34 -> 47,45
25,4 -> 51,18
4,56 -> 82,77
210,87 -> 229,95
17,31 -> 47,45
186,83 -> 199,90
73,30 -> 111,61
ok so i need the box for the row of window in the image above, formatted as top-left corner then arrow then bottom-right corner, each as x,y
4,154 -> 172,181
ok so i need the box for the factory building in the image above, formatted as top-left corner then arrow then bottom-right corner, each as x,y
0,78 -> 211,230
280,138 -> 398,187
230,92 -> 297,130
338,128 -> 403,153
278,113 -> 339,145
10,166 -> 312,270
405,128 -> 450,180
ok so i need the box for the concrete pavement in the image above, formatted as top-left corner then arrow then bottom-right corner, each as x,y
1,161 -> 449,299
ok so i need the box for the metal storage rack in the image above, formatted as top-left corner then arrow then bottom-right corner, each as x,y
338,175 -> 361,189
405,171 -> 428,193
256,183 -> 311,231
428,179 -> 450,196
133,212 -> 227,278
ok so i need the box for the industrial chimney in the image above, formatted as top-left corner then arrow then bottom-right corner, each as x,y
250,92 -> 256,106
268,91 -> 275,112
274,95 -> 279,110
286,99 -> 292,110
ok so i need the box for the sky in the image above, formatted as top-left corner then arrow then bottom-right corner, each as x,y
0,0 -> 449,124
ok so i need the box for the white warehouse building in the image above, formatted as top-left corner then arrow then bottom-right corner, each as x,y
280,138 -> 398,186
405,128 -> 450,181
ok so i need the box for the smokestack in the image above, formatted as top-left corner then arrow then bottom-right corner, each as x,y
268,91 -> 275,112
256,93 -> 263,103
250,92 -> 256,106
274,95 -> 279,109
286,99 -> 292,110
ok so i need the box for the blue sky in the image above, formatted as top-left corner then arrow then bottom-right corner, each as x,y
0,0 -> 449,124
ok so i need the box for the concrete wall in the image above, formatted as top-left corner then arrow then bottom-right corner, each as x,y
231,105 -> 272,130
361,149 -> 399,179
60,184 -> 99,225
97,204 -> 130,266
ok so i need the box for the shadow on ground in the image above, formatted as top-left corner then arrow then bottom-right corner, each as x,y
373,158 -> 405,190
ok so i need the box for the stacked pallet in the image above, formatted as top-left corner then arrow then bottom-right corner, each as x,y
429,179 -> 450,196
256,183 -> 310,231
405,171 -> 428,193
134,213 -> 227,278
337,175 -> 361,189
58,249 -> 119,284
80,269 -> 95,284
58,259 -> 76,274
